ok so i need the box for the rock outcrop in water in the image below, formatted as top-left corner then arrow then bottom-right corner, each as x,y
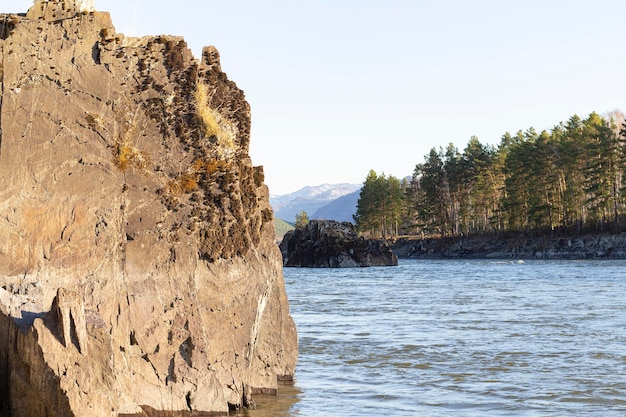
0,1 -> 297,416
280,220 -> 398,267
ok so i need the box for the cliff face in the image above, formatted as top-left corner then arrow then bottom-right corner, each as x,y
0,1 -> 297,416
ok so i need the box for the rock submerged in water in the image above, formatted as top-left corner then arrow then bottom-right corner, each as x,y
0,1 -> 297,416
280,220 -> 398,267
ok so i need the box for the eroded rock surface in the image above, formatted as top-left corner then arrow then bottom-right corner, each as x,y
280,220 -> 398,267
0,1 -> 297,416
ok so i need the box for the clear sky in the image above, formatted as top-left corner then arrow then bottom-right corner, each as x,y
3,1 -> 626,195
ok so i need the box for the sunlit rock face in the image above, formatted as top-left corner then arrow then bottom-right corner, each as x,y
0,1 -> 297,416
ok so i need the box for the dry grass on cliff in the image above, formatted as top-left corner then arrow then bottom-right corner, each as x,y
193,82 -> 238,159
167,159 -> 232,196
168,171 -> 199,196
84,107 -> 151,173
85,112 -> 104,130
191,158 -> 230,176
111,100 -> 152,173
113,141 -> 151,172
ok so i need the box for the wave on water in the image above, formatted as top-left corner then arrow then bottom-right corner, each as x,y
248,260 -> 626,416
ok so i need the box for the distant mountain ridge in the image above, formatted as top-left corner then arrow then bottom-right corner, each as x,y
271,183 -> 361,223
312,190 -> 360,223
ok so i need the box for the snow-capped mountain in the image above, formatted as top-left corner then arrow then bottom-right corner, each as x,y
312,190 -> 361,223
271,183 -> 361,223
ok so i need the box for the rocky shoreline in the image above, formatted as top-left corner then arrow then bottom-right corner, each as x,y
392,233 -> 626,260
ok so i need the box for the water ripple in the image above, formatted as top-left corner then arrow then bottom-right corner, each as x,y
242,260 -> 626,416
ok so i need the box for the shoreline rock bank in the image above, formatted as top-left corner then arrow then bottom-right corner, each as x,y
392,233 -> 626,260
280,220 -> 398,267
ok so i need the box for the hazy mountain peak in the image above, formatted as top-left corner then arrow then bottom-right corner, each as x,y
271,183 -> 361,223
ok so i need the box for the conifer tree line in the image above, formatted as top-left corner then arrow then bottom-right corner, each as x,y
355,111 -> 626,238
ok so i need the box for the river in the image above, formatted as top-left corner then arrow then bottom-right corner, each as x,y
235,259 -> 626,416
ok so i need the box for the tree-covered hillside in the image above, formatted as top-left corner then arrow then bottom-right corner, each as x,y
274,218 -> 294,241
355,111 -> 626,238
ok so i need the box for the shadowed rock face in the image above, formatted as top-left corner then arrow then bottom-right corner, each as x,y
280,220 -> 398,268
392,233 -> 626,259
0,1 -> 297,416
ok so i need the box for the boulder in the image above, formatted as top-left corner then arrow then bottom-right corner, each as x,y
280,220 -> 398,267
0,1 -> 297,416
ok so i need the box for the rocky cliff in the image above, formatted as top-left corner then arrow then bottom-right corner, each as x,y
0,1 -> 297,416
280,220 -> 398,267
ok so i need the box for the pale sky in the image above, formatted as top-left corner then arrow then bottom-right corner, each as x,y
3,1 -> 626,195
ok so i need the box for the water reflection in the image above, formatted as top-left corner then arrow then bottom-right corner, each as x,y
232,382 -> 301,417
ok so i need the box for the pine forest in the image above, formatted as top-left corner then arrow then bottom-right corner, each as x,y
355,111 -> 626,239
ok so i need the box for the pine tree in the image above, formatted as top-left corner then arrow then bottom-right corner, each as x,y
561,115 -> 588,230
583,112 -> 623,228
294,210 -> 309,230
355,170 -> 406,238
354,170 -> 382,236
412,148 -> 452,236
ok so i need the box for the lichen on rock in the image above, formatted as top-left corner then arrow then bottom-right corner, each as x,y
0,1 -> 297,416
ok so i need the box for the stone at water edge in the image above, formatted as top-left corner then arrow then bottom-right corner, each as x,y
0,1 -> 297,416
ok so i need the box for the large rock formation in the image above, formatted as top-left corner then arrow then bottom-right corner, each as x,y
0,1 -> 297,416
280,220 -> 398,267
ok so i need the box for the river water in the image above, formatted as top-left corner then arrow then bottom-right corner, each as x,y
235,259 -> 626,416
